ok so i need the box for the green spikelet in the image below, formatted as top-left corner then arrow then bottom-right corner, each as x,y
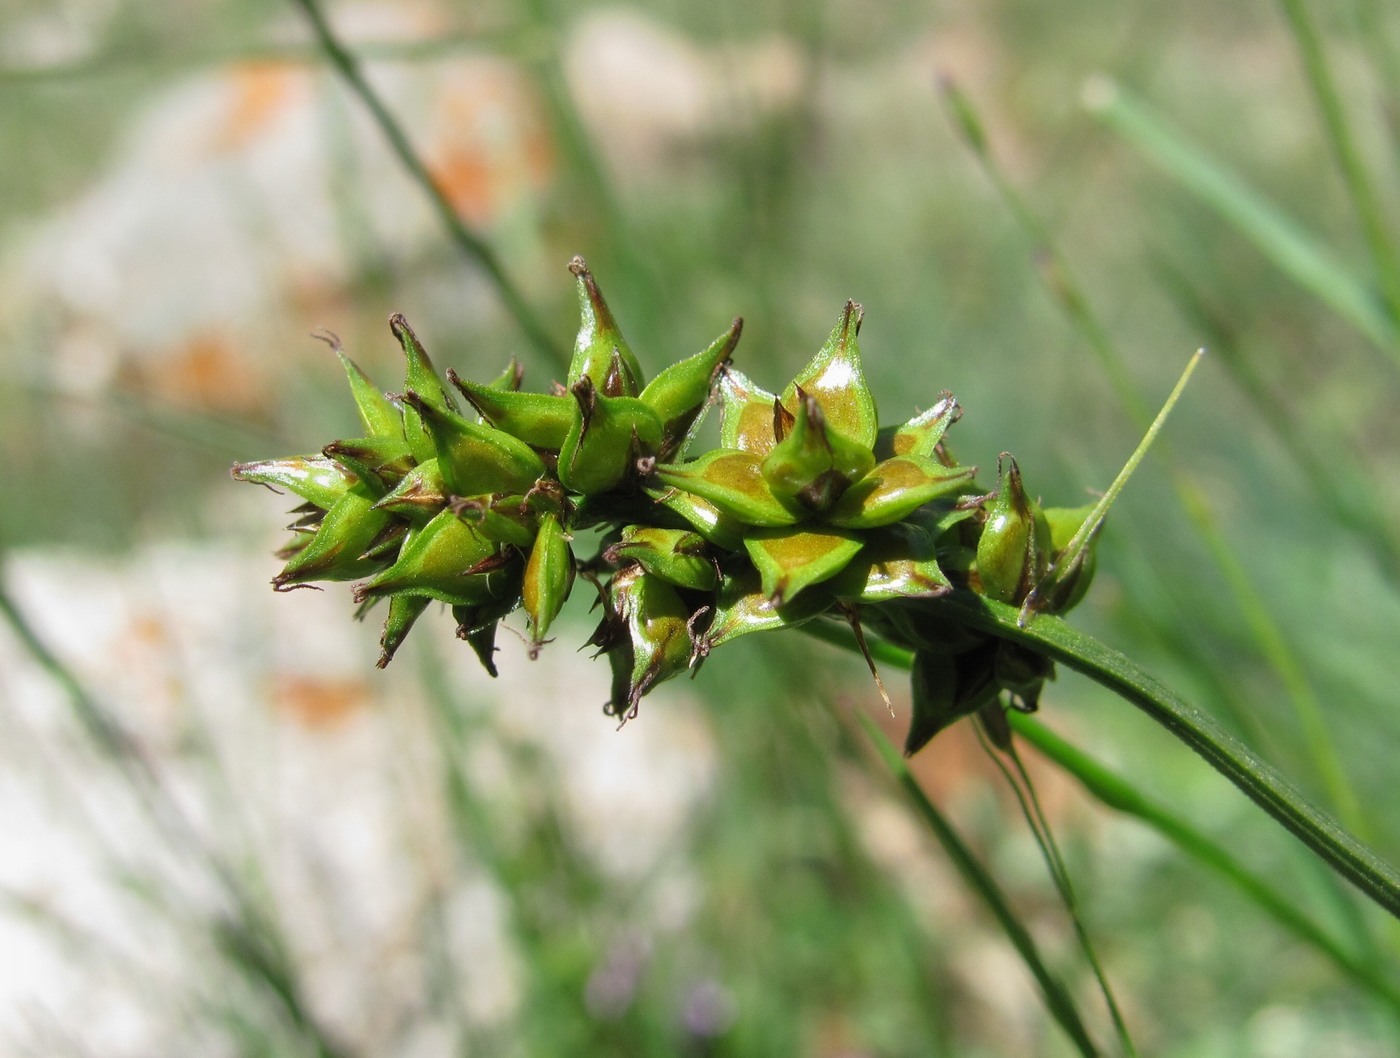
236,256 -> 1105,750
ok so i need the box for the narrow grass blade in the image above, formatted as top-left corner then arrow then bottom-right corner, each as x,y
1082,77 -> 1398,353
1023,350 -> 1203,622
287,0 -> 567,370
941,75 -> 1370,842
858,713 -> 1102,1057
1155,260 -> 1400,588
807,619 -> 1400,995
1275,0 -> 1400,332
973,724 -> 1139,1054
942,594 -> 1400,920
0,567 -> 351,1058
1008,711 -> 1400,1013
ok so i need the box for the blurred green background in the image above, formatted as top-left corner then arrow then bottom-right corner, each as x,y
3,0 -> 1399,1054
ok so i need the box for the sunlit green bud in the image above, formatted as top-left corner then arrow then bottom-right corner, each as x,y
232,456 -> 353,510
716,367 -> 780,456
389,313 -> 456,463
400,392 -> 545,498
449,494 -> 538,549
322,435 -> 414,494
760,390 -> 876,513
1037,504 -> 1099,613
974,455 -> 1050,605
698,567 -> 832,658
640,317 -> 742,455
521,512 -> 575,653
557,377 -> 663,495
567,256 -> 644,397
889,392 -> 960,458
905,643 -> 1000,756
390,313 -> 455,411
274,486 -> 391,589
826,456 -> 976,530
372,458 -> 446,522
453,596 -> 522,678
335,348 -> 401,439
354,507 -> 512,606
596,567 -> 696,719
744,526 -> 865,605
651,449 -> 799,527
992,640 -> 1053,711
827,523 -> 952,603
643,484 -> 746,550
449,368 -> 575,449
377,594 -> 431,669
606,526 -> 716,592
780,300 -> 878,450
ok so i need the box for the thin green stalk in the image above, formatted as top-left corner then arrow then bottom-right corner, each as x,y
287,0 -> 566,370
0,573 -> 131,762
973,723 -> 1138,1055
941,594 -> 1400,919
1025,350 -> 1203,621
1007,711 -> 1400,1013
941,76 -> 1368,840
858,713 -> 1101,1058
807,619 -> 1400,1002
1275,0 -> 1400,334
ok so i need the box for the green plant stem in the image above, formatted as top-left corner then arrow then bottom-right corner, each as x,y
1026,350 -> 1202,621
942,595 -> 1400,918
1007,711 -> 1400,1013
1276,0 -> 1400,333
973,725 -> 1139,1054
0,572 -> 130,760
857,713 -> 1101,1058
287,0 -> 567,370
806,619 -> 1400,1005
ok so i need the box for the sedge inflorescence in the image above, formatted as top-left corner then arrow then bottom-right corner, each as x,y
234,257 -> 1099,752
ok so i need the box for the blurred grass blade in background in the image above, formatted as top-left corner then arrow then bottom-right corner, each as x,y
1084,76 -> 1399,355
288,0 -> 566,369
1275,0 -> 1400,332
859,714 -> 1102,1058
940,74 -> 1371,846
814,620 -> 1400,1009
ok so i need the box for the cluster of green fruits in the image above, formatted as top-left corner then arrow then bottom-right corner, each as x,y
235,258 -> 1098,752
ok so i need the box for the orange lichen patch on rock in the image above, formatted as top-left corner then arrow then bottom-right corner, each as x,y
423,61 -> 553,224
269,673 -> 373,729
137,331 -> 268,415
115,611 -> 187,731
216,60 -> 307,153
428,146 -> 500,224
